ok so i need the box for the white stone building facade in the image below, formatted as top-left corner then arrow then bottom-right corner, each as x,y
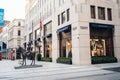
25,0 -> 120,65
8,19 -> 25,59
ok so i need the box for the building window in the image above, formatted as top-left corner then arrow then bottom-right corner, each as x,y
58,15 -> 60,25
18,22 -> 21,26
98,7 -> 105,20
59,31 -> 72,58
44,21 -> 52,35
61,11 -> 66,24
67,9 -> 70,21
18,30 -> 21,36
90,6 -> 96,19
107,8 -> 112,21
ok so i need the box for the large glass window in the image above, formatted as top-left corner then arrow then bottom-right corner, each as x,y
60,33 -> 72,58
90,26 -> 114,57
58,27 -> 72,58
44,21 -> 52,58
44,38 -> 52,58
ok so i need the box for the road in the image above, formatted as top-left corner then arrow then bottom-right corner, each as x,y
0,60 -> 120,80
64,73 -> 120,80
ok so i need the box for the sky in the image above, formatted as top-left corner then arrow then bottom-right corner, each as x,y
0,0 -> 26,21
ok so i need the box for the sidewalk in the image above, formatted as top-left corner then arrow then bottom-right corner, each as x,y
0,60 -> 120,80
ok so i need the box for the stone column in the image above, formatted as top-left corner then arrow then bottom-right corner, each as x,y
72,22 -> 91,65
114,26 -> 120,62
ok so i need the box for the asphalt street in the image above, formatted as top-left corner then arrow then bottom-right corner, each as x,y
0,60 -> 120,80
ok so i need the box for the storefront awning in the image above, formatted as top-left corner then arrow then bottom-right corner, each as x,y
42,34 -> 52,39
56,25 -> 71,34
90,23 -> 114,29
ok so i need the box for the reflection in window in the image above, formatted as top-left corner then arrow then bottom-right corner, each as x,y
44,38 -> 52,58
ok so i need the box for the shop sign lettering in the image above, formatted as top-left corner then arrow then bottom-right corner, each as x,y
80,26 -> 88,30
